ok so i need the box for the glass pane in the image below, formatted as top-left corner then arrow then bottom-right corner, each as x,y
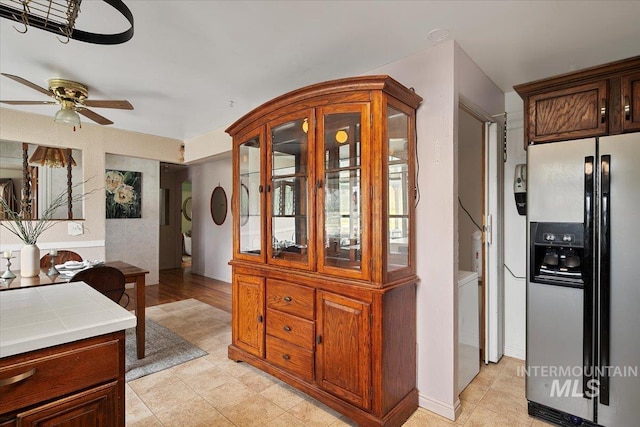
387,106 -> 410,271
271,118 -> 309,262
323,112 -> 362,270
239,136 -> 261,255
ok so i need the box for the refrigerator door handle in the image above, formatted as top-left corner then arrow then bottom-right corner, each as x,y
599,155 -> 611,406
583,156 -> 595,399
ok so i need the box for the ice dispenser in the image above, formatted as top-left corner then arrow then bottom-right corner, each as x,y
530,222 -> 584,287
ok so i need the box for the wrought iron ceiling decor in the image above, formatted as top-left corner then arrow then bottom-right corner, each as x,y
0,0 -> 133,44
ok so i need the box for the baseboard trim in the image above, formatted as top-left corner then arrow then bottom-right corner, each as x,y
504,344 -> 525,360
418,392 -> 459,421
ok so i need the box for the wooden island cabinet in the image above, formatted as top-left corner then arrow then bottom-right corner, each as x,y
0,332 -> 126,427
514,56 -> 640,146
227,76 -> 422,426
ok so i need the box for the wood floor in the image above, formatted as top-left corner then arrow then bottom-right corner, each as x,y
128,267 -> 232,313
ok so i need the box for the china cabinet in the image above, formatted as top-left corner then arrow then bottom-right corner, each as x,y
227,75 -> 421,426
514,56 -> 640,146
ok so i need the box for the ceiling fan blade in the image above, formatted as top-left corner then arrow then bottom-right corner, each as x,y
0,100 -> 58,105
1,73 -> 53,97
82,99 -> 133,110
77,108 -> 113,125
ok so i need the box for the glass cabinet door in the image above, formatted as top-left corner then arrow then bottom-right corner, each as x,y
267,114 -> 312,267
386,105 -> 411,274
318,105 -> 370,278
238,132 -> 263,259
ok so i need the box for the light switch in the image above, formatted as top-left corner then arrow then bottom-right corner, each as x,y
68,222 -> 84,236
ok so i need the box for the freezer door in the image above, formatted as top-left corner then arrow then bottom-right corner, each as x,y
528,138 -> 595,223
597,134 -> 640,427
527,282 -> 593,420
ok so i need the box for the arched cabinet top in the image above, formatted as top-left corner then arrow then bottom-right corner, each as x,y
226,75 -> 422,136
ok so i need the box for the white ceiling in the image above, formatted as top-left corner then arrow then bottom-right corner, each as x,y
1,1 -> 639,142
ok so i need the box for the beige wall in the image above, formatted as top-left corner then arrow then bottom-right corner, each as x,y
368,41 -> 504,420
0,107 -> 182,283
105,154 -> 160,285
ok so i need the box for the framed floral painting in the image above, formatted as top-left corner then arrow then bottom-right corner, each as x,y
105,170 -> 142,218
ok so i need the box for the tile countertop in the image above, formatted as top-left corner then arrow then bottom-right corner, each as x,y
0,281 -> 136,358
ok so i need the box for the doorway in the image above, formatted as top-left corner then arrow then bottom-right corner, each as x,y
181,181 -> 192,267
457,104 -> 505,366
159,162 -> 190,270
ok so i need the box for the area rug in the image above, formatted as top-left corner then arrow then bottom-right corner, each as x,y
125,318 -> 208,382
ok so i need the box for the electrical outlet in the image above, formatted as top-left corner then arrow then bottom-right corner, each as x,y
68,222 -> 84,236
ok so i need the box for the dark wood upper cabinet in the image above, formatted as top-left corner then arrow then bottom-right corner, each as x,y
515,56 -> 640,147
621,71 -> 640,132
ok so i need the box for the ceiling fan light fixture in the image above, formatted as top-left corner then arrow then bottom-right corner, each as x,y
54,105 -> 81,130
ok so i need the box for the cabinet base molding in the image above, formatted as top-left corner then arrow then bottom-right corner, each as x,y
228,345 -> 418,427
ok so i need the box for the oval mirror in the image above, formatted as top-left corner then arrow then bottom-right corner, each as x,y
210,185 -> 227,225
182,196 -> 192,221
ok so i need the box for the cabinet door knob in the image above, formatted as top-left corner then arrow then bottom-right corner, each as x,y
283,296 -> 292,302
282,354 -> 290,360
625,96 -> 631,121
0,368 -> 36,387
258,185 -> 264,193
284,325 -> 292,332
257,314 -> 263,323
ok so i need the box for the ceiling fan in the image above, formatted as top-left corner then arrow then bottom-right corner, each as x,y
0,73 -> 133,128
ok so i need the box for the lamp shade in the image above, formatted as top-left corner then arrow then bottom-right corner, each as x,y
54,107 -> 81,127
29,146 -> 77,168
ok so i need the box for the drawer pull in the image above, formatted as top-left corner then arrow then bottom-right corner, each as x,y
283,325 -> 292,332
282,354 -> 290,360
0,368 -> 36,387
283,296 -> 292,302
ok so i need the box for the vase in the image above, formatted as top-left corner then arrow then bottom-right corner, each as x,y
20,244 -> 40,277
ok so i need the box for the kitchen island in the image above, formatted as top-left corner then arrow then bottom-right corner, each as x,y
0,282 -> 136,426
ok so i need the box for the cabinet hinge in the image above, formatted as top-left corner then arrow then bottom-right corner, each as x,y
370,313 -> 373,328
370,386 -> 374,404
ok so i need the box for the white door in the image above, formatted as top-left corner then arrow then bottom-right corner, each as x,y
484,121 -> 504,364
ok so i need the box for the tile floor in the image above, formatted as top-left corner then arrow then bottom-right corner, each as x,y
125,299 -> 553,426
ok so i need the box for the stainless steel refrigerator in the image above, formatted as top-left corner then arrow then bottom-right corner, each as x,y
526,133 -> 640,427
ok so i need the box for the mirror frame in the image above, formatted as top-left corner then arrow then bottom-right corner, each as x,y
210,185 -> 227,226
182,196 -> 192,221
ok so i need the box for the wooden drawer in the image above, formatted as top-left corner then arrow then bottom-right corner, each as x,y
266,336 -> 314,382
266,308 -> 314,350
266,279 -> 314,320
0,335 -> 120,416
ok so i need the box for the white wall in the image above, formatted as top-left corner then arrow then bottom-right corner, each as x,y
368,40 -> 504,420
190,155 -> 232,283
502,92 -> 527,359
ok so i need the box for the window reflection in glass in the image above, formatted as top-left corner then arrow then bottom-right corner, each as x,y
323,112 -> 362,270
387,106 -> 410,271
271,118 -> 308,262
239,136 -> 261,255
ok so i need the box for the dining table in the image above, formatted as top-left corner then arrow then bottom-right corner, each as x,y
0,260 -> 149,359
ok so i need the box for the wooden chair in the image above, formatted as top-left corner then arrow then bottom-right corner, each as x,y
70,266 -> 130,307
40,250 -> 82,268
